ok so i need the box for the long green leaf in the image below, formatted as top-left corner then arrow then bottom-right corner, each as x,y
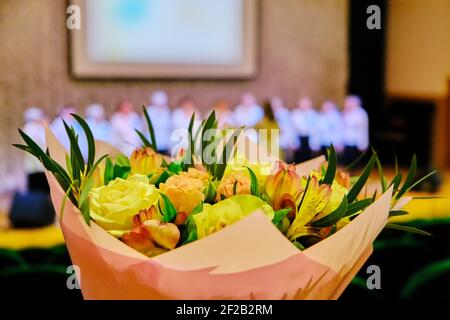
395,155 -> 417,200
246,166 -> 260,197
347,153 -> 377,203
135,129 -> 151,148
142,106 -> 157,151
79,176 -> 94,206
72,114 -> 95,172
201,111 -> 216,165
406,170 -> 437,194
186,112 -> 196,168
103,157 -> 114,185
312,195 -> 348,227
215,127 -> 242,180
389,210 -> 409,217
80,200 -> 91,226
385,223 -> 431,236
321,144 -> 336,185
344,198 -> 373,216
63,121 -> 85,181
375,154 -> 387,193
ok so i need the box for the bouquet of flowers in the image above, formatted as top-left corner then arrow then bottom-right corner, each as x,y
14,108 -> 432,299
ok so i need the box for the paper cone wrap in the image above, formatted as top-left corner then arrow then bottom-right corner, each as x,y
45,127 -> 393,300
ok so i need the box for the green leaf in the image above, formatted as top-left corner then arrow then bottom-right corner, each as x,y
159,193 -> 177,223
142,106 -> 157,151
79,200 -> 91,226
321,144 -> 337,185
72,114 -> 95,172
113,165 -> 131,180
87,154 -> 108,179
385,223 -> 431,236
293,241 -> 305,250
272,208 -> 291,224
155,170 -> 170,188
312,195 -> 348,227
104,157 -> 114,185
186,112 -> 196,168
347,153 -> 377,203
204,181 -> 217,203
405,170 -> 437,194
345,198 -> 373,217
344,149 -> 368,171
168,161 -> 183,174
135,129 -> 151,148
215,127 -> 243,180
59,180 -> 78,221
201,111 -> 216,162
395,155 -> 417,200
182,215 -> 198,245
63,121 -> 85,182
389,172 -> 403,191
79,176 -> 94,206
389,210 -> 409,217
246,166 -> 260,197
191,201 -> 204,215
115,154 -> 130,167
17,129 -> 71,188
375,153 -> 387,193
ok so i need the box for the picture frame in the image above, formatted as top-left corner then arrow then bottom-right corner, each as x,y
69,0 -> 258,80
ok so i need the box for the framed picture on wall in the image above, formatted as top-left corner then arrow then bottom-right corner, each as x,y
69,0 -> 258,79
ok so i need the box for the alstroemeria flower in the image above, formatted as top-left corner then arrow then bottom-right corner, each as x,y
287,176 -> 331,241
265,161 -> 303,219
193,194 -> 274,239
335,170 -> 351,189
121,207 -> 180,256
311,182 -> 348,222
216,172 -> 251,201
89,174 -> 160,235
159,174 -> 205,215
130,147 -> 163,176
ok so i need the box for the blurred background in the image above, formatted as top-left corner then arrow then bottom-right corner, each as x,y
0,0 -> 449,300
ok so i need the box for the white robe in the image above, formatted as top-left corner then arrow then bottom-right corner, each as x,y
342,106 -> 369,150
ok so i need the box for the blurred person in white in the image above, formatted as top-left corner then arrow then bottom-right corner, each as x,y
110,100 -> 143,156
171,96 -> 202,156
271,96 -> 299,162
22,107 -> 49,192
318,100 -> 344,156
212,99 -> 234,128
292,97 -> 321,163
85,103 -> 111,143
342,95 -> 369,165
145,90 -> 171,155
233,93 -> 264,127
51,105 -> 83,152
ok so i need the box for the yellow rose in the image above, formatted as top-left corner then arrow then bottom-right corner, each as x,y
159,174 -> 205,215
193,195 -> 274,239
130,147 -> 163,176
89,174 -> 160,235
216,172 -> 251,201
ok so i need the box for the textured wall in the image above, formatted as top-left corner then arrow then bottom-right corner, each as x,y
0,0 -> 348,191
386,0 -> 450,97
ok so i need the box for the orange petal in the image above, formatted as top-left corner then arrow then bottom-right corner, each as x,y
143,220 -> 180,250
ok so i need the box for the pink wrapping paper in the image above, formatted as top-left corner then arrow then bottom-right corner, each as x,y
45,126 -> 392,300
